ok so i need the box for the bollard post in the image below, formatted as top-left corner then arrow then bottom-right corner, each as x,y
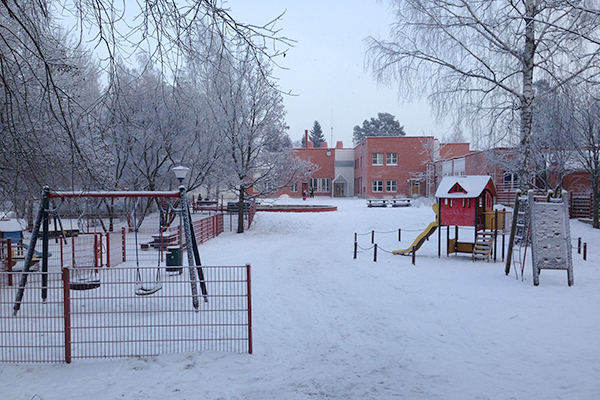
374,244 -> 378,262
354,241 -> 358,259
412,246 -> 416,265
584,242 -> 587,261
398,228 -> 401,242
371,230 -> 375,244
578,237 -> 581,254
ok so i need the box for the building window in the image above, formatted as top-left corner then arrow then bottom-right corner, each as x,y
504,173 -> 519,189
309,178 -> 331,193
372,153 -> 384,166
290,182 -> 298,192
386,180 -> 397,192
372,180 -> 383,192
386,153 -> 398,165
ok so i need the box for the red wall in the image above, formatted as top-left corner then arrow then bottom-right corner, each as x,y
276,147 -> 336,197
354,136 -> 436,197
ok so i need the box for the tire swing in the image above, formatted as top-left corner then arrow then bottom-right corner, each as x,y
133,201 -> 162,296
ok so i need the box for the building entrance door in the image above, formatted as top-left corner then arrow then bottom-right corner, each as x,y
334,183 -> 345,197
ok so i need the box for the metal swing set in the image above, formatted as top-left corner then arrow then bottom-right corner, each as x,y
12,186 -> 209,316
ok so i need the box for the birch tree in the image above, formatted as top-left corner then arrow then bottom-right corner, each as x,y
367,0 -> 600,189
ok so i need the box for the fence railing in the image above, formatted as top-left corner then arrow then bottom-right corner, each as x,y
0,264 -> 251,363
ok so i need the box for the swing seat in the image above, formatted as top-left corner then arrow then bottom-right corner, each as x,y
135,284 -> 162,296
70,279 -> 101,291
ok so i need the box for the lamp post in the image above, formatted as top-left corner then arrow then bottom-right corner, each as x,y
172,166 -> 189,268
173,165 -> 190,186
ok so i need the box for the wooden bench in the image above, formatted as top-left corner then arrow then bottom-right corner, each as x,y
149,233 -> 179,250
194,200 -> 219,212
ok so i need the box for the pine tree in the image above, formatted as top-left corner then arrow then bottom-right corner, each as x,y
309,120 -> 326,148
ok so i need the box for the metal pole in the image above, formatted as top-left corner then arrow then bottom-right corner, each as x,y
584,243 -> 587,261
246,264 -> 253,354
180,186 -> 199,310
62,267 -> 72,363
373,244 -> 378,262
41,199 -> 50,301
13,186 -> 49,316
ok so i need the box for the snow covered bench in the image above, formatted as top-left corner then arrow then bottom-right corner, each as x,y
366,199 -> 387,207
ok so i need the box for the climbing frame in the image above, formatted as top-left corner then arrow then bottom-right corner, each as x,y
528,191 -> 574,286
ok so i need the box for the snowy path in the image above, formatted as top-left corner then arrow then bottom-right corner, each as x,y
2,197 -> 600,399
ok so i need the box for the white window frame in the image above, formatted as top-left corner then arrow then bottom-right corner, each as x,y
309,178 -> 331,193
386,153 -> 398,166
386,180 -> 397,192
372,153 -> 384,166
372,180 -> 383,192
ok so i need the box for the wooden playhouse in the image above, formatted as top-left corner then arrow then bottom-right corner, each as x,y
435,175 -> 503,259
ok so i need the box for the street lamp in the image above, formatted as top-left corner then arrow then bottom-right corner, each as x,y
172,165 -> 190,185
172,165 -> 190,274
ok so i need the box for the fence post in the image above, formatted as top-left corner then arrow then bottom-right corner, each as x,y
398,228 -> 401,242
246,264 -> 253,354
373,244 -> 378,262
353,241 -> 358,259
7,238 -> 12,286
371,230 -> 375,244
494,209 -> 498,262
412,246 -> 416,265
578,237 -> 581,254
584,243 -> 587,261
62,267 -> 72,363
122,227 -> 126,262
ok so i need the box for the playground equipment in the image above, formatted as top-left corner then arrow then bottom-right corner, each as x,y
506,190 -> 573,286
392,176 -> 506,260
12,187 -> 209,316
393,204 -> 438,255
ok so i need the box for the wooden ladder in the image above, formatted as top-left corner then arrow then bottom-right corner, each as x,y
473,231 -> 494,262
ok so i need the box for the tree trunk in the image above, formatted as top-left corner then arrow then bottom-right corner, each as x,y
593,172 -> 600,229
519,0 -> 536,191
237,185 -> 245,234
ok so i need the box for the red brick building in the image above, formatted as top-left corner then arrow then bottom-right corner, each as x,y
354,136 -> 438,197
274,136 -> 471,199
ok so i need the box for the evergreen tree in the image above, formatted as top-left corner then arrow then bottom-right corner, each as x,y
352,112 -> 406,145
309,120 -> 326,148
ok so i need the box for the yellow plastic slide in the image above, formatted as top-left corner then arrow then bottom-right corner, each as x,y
393,204 -> 439,255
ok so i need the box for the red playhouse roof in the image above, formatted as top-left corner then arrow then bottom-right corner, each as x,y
435,176 -> 496,199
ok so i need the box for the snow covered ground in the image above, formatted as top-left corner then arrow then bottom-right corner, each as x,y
2,196 -> 600,400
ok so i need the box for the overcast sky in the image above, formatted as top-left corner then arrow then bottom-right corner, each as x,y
226,0 -> 447,148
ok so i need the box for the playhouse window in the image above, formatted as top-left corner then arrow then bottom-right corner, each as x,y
386,180 -> 397,192
372,153 -> 384,166
372,180 -> 383,192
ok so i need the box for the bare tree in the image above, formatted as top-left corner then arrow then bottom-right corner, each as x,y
569,87 -> 600,228
205,44 -> 308,233
0,1 -> 291,208
367,0 -> 600,189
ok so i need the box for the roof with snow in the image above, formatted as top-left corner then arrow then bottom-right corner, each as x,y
435,176 -> 495,199
0,218 -> 27,233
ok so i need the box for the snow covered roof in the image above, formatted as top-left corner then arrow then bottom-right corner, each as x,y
0,218 -> 27,232
435,175 -> 495,199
